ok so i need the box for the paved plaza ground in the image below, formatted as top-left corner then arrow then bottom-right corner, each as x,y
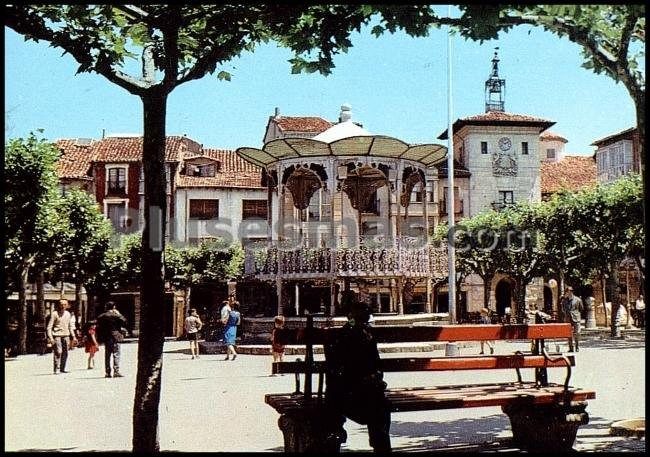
5,331 -> 645,452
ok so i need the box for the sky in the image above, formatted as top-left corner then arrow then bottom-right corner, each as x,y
4,12 -> 637,156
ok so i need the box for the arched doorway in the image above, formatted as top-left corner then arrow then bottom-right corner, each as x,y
495,279 -> 513,318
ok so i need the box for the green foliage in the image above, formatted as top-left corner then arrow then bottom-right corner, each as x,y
91,233 -> 143,292
4,132 -> 63,286
453,174 -> 644,297
166,239 -> 245,287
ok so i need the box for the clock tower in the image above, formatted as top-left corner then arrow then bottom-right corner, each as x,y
485,48 -> 505,112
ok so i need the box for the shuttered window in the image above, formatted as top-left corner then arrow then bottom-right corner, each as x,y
242,200 -> 267,219
189,199 -> 219,220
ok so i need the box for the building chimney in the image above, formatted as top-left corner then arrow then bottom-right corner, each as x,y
339,103 -> 352,122
102,128 -> 105,139
274,107 -> 280,118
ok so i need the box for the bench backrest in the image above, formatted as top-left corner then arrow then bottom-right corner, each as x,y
274,318 -> 575,399
274,323 -> 573,345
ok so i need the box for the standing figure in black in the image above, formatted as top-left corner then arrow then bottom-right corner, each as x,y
325,300 -> 391,453
96,301 -> 128,378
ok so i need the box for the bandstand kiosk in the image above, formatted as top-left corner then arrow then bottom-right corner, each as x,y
236,106 -> 449,317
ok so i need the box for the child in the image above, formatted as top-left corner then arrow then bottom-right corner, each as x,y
83,321 -> 100,369
271,316 -> 286,371
479,308 -> 494,355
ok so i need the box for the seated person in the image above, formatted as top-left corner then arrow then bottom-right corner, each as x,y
324,300 -> 391,453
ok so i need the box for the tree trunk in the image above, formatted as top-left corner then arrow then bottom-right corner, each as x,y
17,262 -> 29,355
514,279 -> 527,323
558,269 -> 565,320
482,273 -> 494,310
75,279 -> 83,326
36,271 -> 45,325
601,275 -> 608,328
608,261 -> 622,337
132,89 -> 168,453
634,96 -> 646,301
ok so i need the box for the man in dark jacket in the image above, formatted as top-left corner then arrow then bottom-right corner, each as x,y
96,302 -> 128,378
561,287 -> 583,352
325,300 -> 391,453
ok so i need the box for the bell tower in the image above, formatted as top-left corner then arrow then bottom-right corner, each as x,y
485,48 -> 506,112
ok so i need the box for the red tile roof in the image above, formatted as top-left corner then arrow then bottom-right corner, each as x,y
274,116 -> 333,133
92,135 -> 201,162
438,111 -> 555,139
591,127 -> 637,147
541,155 -> 597,195
540,131 -> 568,143
55,139 -> 94,180
177,149 -> 264,188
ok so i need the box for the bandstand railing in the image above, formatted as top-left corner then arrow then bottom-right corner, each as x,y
244,237 -> 448,279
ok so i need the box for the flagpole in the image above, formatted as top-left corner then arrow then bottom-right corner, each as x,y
446,4 -> 457,325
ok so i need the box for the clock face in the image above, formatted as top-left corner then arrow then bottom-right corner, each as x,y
498,137 -> 512,151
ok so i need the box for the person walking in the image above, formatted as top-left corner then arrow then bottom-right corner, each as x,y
46,299 -> 77,374
96,302 -> 127,378
271,315 -> 286,366
83,321 -> 100,369
184,308 -> 203,359
560,286 -> 583,352
634,295 -> 645,328
223,300 -> 241,361
479,308 -> 494,355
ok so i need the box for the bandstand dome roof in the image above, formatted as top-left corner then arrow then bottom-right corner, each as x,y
236,120 -> 448,169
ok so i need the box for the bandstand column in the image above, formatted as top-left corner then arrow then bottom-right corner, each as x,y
295,283 -> 300,316
329,158 -> 337,317
423,179 -> 432,313
397,278 -> 404,315
276,175 -> 285,317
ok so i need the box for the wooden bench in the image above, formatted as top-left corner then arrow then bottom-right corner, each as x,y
265,316 -> 596,452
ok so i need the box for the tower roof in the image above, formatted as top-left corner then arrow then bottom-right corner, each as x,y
438,111 -> 555,139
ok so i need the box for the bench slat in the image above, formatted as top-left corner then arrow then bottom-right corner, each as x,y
275,324 -> 573,345
265,382 -> 596,414
272,354 -> 575,374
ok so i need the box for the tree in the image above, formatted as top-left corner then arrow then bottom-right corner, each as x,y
570,175 -> 643,335
5,5 -> 442,450
4,132 -> 65,354
453,211 -> 509,313
56,188 -> 113,320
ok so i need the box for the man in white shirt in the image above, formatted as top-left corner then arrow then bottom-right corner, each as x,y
46,299 -> 77,374
634,295 -> 645,328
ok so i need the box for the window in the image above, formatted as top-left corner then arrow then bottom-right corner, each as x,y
307,189 -> 332,221
441,186 -> 462,215
242,200 -> 267,219
107,167 -> 126,195
189,199 -> 219,220
481,141 -> 488,154
498,190 -> 514,204
521,142 -> 529,155
106,202 -> 127,231
360,190 -> 379,215
411,190 -> 424,203
546,148 -> 556,159
200,165 -> 215,177
189,164 -> 215,177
